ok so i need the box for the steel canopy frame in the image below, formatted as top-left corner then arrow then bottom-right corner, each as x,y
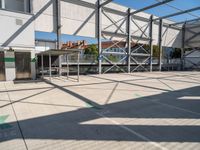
38,49 -> 81,82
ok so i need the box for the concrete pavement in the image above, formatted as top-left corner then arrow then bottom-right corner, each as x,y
0,72 -> 200,150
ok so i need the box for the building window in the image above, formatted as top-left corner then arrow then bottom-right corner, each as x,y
1,0 -> 30,13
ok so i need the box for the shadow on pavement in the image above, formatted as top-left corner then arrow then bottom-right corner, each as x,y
0,79 -> 200,143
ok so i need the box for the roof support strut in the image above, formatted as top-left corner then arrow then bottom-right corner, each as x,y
170,17 -> 200,26
154,6 -> 200,21
130,0 -> 174,15
100,0 -> 112,8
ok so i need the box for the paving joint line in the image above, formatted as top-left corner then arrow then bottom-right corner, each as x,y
138,95 -> 200,116
186,76 -> 200,83
157,79 -> 175,91
151,100 -> 200,116
104,82 -> 119,104
134,94 -> 200,116
3,83 -> 29,150
96,111 -> 168,150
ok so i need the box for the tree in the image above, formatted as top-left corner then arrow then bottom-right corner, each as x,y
107,54 -> 118,62
153,45 -> 160,58
84,44 -> 98,58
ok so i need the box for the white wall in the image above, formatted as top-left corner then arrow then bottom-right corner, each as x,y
32,0 -> 55,32
0,9 -> 35,49
61,0 -> 96,38
35,41 -> 56,52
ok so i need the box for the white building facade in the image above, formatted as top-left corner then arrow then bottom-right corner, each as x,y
0,0 -> 35,80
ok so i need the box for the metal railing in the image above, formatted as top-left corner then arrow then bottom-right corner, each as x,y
61,54 -> 97,64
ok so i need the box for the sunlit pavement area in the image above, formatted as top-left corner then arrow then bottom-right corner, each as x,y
0,72 -> 200,150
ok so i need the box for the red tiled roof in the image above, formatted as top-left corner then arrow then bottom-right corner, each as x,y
61,40 -> 88,50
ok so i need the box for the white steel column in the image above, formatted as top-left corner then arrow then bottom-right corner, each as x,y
1,0 -> 5,9
98,0 -> 102,74
77,52 -> 80,82
41,54 -> 44,78
158,19 -> 163,71
56,0 -> 62,76
24,0 -> 27,12
67,54 -> 69,79
181,23 -> 186,71
149,15 -> 153,72
127,8 -> 131,73
49,53 -> 52,81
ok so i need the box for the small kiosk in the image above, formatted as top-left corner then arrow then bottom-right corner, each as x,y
36,49 -> 81,82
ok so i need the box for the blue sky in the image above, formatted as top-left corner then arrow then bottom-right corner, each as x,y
114,0 -> 200,22
36,0 -> 200,44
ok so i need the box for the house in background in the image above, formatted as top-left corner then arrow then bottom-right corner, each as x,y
61,40 -> 87,56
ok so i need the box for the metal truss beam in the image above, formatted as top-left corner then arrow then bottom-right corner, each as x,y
102,31 -> 150,41
102,52 -> 150,57
170,17 -> 200,26
154,6 -> 200,21
130,0 -> 174,15
154,21 -> 181,30
131,53 -> 150,57
103,7 -> 127,16
185,23 -> 200,30
184,49 -> 200,69
100,0 -> 113,7
102,9 -> 126,34
62,0 -> 96,9
185,31 -> 200,43
131,56 -> 150,72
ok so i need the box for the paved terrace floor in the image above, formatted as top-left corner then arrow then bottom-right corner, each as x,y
0,72 -> 200,150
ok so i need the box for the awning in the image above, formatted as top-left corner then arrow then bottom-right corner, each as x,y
37,49 -> 81,56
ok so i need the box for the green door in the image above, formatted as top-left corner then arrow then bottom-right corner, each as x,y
0,52 -> 5,81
